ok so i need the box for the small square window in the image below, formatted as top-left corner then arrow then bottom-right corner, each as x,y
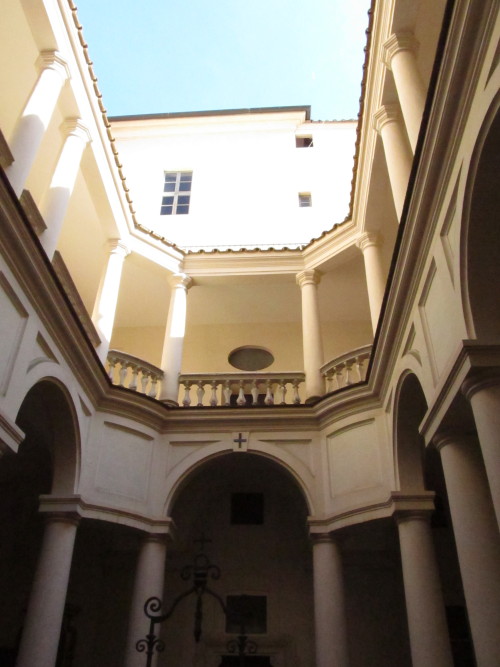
226,595 -> 267,634
231,493 -> 264,525
160,171 -> 192,215
295,136 -> 313,148
298,193 -> 312,207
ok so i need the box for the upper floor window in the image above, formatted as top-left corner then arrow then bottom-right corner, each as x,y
295,135 -> 313,148
160,171 -> 192,215
298,193 -> 312,207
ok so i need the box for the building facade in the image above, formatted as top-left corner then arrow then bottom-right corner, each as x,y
0,0 -> 499,665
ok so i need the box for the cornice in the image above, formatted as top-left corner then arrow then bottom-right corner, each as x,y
183,249 -> 304,277
308,491 -> 436,534
38,494 -> 175,534
420,341 -> 500,445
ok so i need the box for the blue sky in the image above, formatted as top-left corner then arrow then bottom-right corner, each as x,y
76,0 -> 371,121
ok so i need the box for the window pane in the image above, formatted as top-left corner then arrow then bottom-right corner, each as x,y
162,196 -> 174,205
180,172 -> 192,182
178,195 -> 190,205
179,182 -> 191,191
176,205 -> 189,214
164,173 -> 177,182
160,205 -> 173,215
163,182 -> 176,192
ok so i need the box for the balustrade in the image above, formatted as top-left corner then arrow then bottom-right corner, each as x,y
321,344 -> 372,392
106,347 -> 371,405
178,373 -> 306,407
106,350 -> 163,399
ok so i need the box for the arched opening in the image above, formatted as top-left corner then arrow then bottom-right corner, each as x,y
395,373 -> 428,492
464,101 -> 500,340
0,380 -> 79,663
163,453 -> 313,666
394,373 -> 475,665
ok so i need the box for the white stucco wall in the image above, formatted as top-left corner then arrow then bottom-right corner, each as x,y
111,112 -> 357,250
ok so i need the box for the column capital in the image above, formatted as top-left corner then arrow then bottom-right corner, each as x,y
107,238 -> 131,258
394,509 -> 433,525
356,231 -> 382,252
140,532 -> 169,546
36,50 -> 70,82
168,272 -> 193,290
309,531 -> 342,546
432,430 -> 476,453
41,511 -> 81,528
60,118 -> 92,144
382,32 -> 419,70
462,369 -> 500,402
296,269 -> 321,288
373,103 -> 401,135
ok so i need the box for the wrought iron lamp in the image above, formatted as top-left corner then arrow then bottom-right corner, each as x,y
136,537 -> 259,666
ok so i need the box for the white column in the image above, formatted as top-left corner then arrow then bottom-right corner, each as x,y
296,269 -> 325,399
373,104 -> 413,220
383,33 -> 427,152
125,534 -> 168,667
462,372 -> 500,531
16,513 -> 79,667
434,433 -> 500,666
356,232 -> 385,332
6,51 -> 69,196
159,273 -> 192,403
92,239 -> 131,363
312,534 -> 349,667
396,511 -> 453,667
40,119 -> 91,260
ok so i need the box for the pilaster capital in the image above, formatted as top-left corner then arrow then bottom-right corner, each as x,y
356,231 -> 382,253
296,269 -> 321,289
382,32 -> 419,70
36,50 -> 70,82
373,104 -> 401,135
60,118 -> 92,144
461,369 -> 500,402
168,272 -> 193,291
107,238 -> 131,258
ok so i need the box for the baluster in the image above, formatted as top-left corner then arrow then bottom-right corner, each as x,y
210,380 -> 218,407
129,364 -> 139,391
118,361 -> 128,387
264,380 -> 274,405
140,369 -> 149,394
357,356 -> 367,381
149,375 -> 159,399
279,379 -> 287,404
196,380 -> 205,406
107,356 -> 117,382
182,381 -> 192,407
324,371 -> 333,393
292,378 -> 301,404
236,380 -> 246,406
251,380 -> 259,406
335,364 -> 344,389
344,361 -> 353,386
223,380 -> 232,406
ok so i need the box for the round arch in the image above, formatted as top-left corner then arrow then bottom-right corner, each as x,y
165,449 -> 312,519
15,377 -> 80,494
393,370 -> 428,492
461,93 -> 500,340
